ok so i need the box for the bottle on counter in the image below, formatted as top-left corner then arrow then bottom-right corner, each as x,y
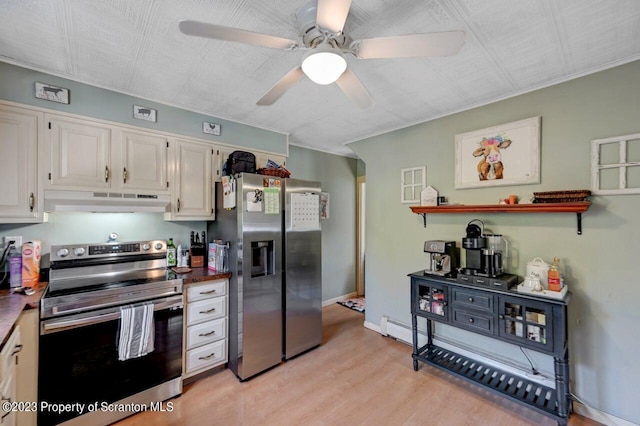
167,238 -> 177,267
177,244 -> 183,267
547,257 -> 562,292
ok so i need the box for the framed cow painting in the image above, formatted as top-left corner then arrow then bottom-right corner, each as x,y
455,116 -> 541,189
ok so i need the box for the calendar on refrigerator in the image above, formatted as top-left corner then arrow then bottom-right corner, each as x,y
291,193 -> 320,230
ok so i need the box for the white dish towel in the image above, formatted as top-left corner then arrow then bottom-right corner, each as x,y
118,303 -> 155,361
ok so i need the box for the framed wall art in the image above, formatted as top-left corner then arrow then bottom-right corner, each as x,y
401,166 -> 426,203
133,105 -> 157,122
455,116 -> 541,189
35,82 -> 69,104
203,121 -> 221,136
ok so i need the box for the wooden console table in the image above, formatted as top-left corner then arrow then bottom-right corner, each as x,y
409,271 -> 571,425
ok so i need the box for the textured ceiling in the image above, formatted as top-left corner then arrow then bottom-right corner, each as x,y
1,0 -> 640,157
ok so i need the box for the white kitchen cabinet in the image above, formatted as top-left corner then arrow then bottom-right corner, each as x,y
183,279 -> 228,378
47,114 -> 112,189
0,325 -> 21,426
118,129 -> 169,192
45,114 -> 169,193
167,139 -> 216,220
0,104 -> 41,223
16,309 -> 38,426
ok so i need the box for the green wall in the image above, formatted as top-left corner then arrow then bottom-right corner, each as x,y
287,145 -> 358,301
0,61 -> 287,154
349,60 -> 640,424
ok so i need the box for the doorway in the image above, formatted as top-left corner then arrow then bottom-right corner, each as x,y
356,176 -> 365,296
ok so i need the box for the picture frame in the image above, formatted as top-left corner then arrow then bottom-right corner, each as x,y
133,105 -> 157,122
203,121 -> 221,136
455,116 -> 541,189
35,82 -> 69,104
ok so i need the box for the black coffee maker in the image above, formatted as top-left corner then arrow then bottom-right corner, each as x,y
460,219 -> 488,276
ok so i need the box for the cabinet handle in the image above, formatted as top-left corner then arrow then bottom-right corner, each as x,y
198,353 -> 216,360
199,308 -> 216,314
105,166 -> 110,182
499,315 -> 505,319
177,198 -> 180,212
468,297 -> 474,302
29,192 -> 35,212
198,330 -> 216,337
123,167 -> 127,183
11,344 -> 23,356
468,318 -> 475,323
199,289 -> 217,295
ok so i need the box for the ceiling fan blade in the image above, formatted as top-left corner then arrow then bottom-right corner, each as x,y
316,0 -> 352,33
257,67 -> 305,106
178,20 -> 298,50
354,31 -> 465,59
335,68 -> 373,109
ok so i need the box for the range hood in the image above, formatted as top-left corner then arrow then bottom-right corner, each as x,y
44,190 -> 171,213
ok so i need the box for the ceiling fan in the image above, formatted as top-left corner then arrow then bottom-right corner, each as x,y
179,0 -> 465,109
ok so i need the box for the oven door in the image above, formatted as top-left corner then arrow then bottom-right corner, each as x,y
38,295 -> 183,426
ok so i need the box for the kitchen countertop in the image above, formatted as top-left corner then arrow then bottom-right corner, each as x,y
0,269 -> 231,347
169,267 -> 232,284
0,282 -> 47,348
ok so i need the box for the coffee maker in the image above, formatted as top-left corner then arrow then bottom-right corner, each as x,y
424,240 -> 458,277
458,219 -> 517,290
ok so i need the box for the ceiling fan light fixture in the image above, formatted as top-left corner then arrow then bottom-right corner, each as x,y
301,44 -> 347,85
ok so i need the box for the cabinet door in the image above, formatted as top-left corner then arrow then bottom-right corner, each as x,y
498,296 -> 554,353
412,279 -> 449,321
172,139 -> 214,219
0,106 -> 38,220
48,116 -> 111,189
120,130 -> 168,192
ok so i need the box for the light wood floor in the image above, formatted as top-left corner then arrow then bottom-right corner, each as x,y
116,304 -> 600,426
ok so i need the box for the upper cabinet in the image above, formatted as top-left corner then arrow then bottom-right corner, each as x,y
120,129 -> 169,192
166,138 -> 216,221
47,115 -> 111,189
45,114 -> 169,193
0,104 -> 42,222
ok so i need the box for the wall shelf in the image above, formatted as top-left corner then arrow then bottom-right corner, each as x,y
410,202 -> 591,234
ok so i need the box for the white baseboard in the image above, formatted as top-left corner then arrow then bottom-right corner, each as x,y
322,291 -> 358,307
376,316 -> 635,426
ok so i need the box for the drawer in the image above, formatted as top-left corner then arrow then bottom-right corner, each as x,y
186,279 -> 227,302
452,309 -> 494,335
187,296 -> 227,325
186,317 -> 227,349
472,276 -> 491,287
452,288 -> 493,312
186,339 -> 226,374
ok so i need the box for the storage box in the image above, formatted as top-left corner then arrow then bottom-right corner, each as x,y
22,240 -> 41,287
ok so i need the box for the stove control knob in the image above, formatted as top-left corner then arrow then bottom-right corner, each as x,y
56,248 -> 69,258
155,242 -> 164,250
73,247 -> 86,257
142,243 -> 151,251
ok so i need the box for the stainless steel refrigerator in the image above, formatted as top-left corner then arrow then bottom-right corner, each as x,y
210,173 -> 283,380
208,174 -> 322,380
282,178 -> 322,360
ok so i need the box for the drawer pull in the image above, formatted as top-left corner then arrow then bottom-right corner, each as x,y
199,308 -> 217,314
468,297 -> 474,302
198,330 -> 216,337
199,289 -> 217,295
468,318 -> 475,323
198,352 -> 216,360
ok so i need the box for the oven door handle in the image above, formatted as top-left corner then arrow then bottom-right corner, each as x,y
41,296 -> 183,335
